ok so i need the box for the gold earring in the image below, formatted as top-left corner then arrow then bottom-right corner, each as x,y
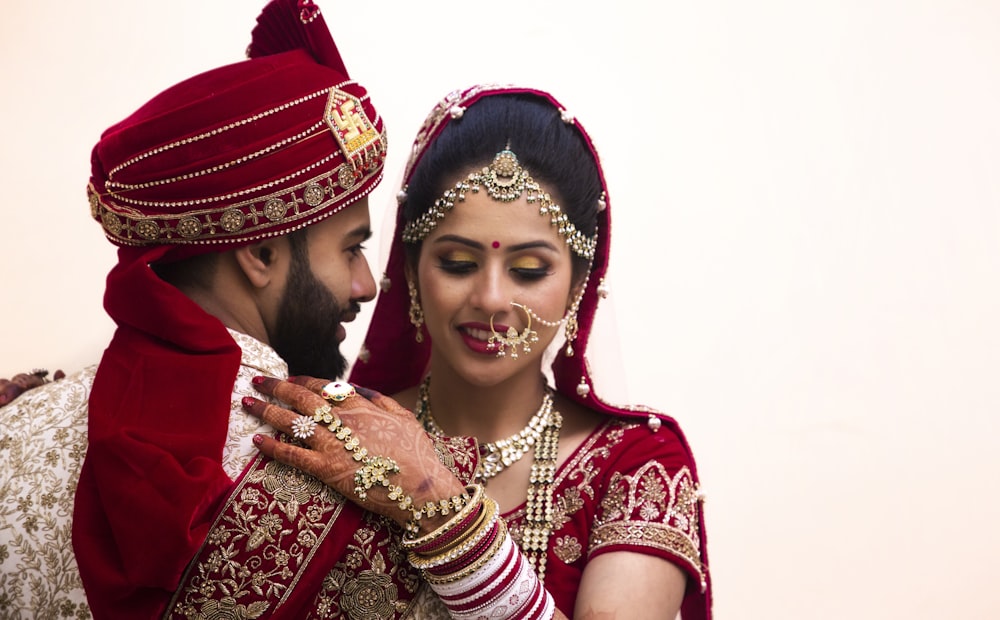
563,311 -> 579,357
408,280 -> 424,343
487,303 -> 539,360
562,272 -> 590,357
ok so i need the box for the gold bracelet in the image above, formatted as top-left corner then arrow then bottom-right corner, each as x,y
407,496 -> 500,571
425,500 -> 490,558
401,484 -> 484,541
422,516 -> 509,585
313,404 -> 478,531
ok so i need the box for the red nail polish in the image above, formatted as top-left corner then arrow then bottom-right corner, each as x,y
287,376 -> 298,382
252,376 -> 265,385
252,434 -> 263,446
242,396 -> 256,407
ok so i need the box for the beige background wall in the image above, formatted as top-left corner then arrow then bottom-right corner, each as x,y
2,1 -> 998,617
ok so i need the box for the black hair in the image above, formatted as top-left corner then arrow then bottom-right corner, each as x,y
402,94 -> 601,278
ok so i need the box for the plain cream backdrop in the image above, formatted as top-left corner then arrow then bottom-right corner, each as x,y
1,1 -> 998,618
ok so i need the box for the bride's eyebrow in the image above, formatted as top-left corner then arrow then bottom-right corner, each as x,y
507,240 -> 559,253
431,234 -> 482,250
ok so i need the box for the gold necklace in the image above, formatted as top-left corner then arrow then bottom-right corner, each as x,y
416,378 -> 552,481
414,376 -> 561,583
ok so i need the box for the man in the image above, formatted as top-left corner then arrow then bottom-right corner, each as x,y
1,0 -> 561,616
0,1 -> 404,617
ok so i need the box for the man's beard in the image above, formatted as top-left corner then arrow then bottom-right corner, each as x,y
271,250 -> 352,380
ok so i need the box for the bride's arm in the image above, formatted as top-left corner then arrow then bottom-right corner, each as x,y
573,552 -> 686,619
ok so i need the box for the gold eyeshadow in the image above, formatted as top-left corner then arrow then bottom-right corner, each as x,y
510,256 -> 545,271
442,250 -> 477,263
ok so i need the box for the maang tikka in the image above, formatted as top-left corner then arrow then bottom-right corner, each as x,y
401,148 -> 597,261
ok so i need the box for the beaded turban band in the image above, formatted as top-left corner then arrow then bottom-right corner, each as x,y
87,0 -> 385,250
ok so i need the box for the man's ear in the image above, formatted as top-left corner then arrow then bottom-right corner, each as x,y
234,238 -> 284,289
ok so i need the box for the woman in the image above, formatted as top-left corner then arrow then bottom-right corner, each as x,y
253,85 -> 711,618
361,84 -> 713,617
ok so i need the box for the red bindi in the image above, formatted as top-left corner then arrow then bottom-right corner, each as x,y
492,241 -> 500,249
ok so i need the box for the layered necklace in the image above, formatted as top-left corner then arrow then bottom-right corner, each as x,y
414,376 -> 562,582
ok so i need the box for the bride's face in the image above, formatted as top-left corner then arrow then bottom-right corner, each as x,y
414,173 -> 576,386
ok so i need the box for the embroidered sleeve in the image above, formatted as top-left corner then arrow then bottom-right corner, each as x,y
589,434 -> 706,589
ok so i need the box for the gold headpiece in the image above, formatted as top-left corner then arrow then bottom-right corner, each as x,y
400,149 -> 597,260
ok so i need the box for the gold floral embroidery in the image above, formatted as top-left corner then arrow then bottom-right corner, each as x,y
562,423 -> 624,500
309,512 -> 421,619
0,367 -> 95,619
221,329 -> 286,478
598,483 -> 626,522
341,572 -> 397,619
171,419 -> 478,619
553,536 -> 582,564
591,463 -> 704,588
638,470 -> 668,520
169,456 -> 344,618
552,486 -> 585,530
427,434 -> 478,483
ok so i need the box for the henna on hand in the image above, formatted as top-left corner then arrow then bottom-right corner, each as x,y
245,376 -> 466,533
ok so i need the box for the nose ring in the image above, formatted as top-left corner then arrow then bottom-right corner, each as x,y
487,303 -> 539,359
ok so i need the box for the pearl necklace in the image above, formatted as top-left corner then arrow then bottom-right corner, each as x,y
414,377 -> 562,583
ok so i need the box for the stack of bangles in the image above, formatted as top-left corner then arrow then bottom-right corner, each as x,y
402,484 -> 555,620
313,382 -> 555,619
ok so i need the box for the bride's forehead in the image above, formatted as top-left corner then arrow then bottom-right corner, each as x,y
431,193 -> 561,237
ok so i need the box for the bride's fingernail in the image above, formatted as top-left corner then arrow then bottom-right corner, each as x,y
252,434 -> 264,446
252,376 -> 266,385
242,396 -> 256,408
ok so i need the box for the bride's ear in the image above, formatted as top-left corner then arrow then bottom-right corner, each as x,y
566,272 -> 588,312
404,260 -> 419,291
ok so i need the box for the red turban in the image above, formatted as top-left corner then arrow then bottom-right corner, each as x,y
87,3 -> 385,257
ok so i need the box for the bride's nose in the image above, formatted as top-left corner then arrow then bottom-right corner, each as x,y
469,265 -> 514,319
